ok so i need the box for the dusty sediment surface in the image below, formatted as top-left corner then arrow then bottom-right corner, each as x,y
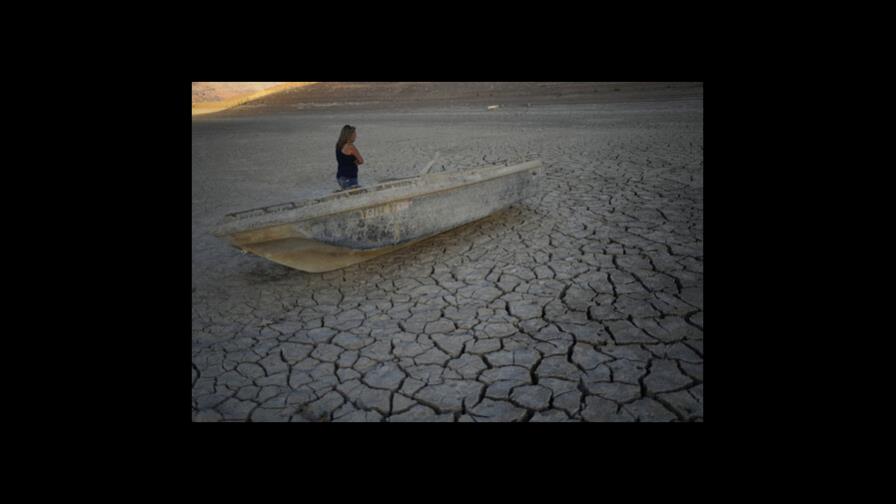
192,85 -> 703,422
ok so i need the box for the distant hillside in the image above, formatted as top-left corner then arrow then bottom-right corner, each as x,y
191,82 -> 316,115
194,82 -> 703,117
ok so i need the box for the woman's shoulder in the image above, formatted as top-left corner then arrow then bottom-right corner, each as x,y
342,143 -> 356,154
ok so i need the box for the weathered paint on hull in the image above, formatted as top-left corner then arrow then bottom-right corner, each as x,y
239,212 -> 504,273
216,160 -> 542,272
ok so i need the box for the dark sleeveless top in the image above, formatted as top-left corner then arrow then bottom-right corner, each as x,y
336,145 -> 358,178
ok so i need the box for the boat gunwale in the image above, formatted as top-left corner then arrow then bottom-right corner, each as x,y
213,159 -> 542,237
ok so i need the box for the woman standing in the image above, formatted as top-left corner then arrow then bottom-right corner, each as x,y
335,125 -> 364,190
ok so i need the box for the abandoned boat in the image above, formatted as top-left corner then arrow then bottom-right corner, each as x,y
213,159 -> 544,272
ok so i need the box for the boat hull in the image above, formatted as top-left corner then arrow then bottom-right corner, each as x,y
216,160 -> 542,272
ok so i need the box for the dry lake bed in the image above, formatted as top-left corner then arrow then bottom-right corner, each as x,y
192,97 -> 703,422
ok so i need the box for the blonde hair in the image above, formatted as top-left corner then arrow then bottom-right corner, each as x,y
336,125 -> 356,151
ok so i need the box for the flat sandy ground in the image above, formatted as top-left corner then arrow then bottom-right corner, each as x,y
192,84 -> 703,422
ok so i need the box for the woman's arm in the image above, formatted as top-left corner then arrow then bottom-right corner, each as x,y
347,144 -> 365,165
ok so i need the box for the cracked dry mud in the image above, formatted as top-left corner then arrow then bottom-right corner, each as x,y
192,99 -> 703,422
